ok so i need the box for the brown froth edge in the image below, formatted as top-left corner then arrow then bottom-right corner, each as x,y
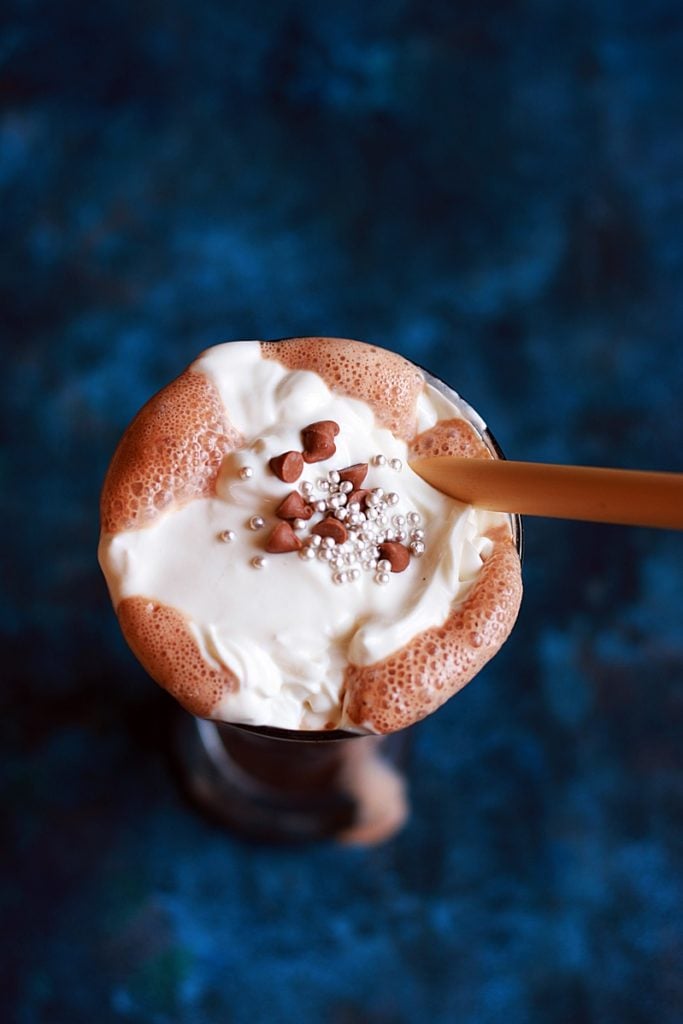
342,418 -> 522,733
342,527 -> 522,733
100,368 -> 242,534
117,597 -> 237,717
260,338 -> 424,441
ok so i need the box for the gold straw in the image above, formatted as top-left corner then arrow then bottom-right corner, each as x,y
409,457 -> 683,530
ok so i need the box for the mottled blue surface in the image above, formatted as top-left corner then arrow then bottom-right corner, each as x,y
2,2 -> 683,1022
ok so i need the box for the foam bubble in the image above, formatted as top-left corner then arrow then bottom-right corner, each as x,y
100,369 -> 242,534
260,337 -> 423,440
411,417 -> 493,459
117,596 -> 237,717
342,530 -> 522,733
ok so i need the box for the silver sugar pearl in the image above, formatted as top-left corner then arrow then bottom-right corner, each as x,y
314,500 -> 327,513
372,487 -> 384,499
375,571 -> 390,586
393,514 -> 406,527
301,481 -> 314,496
339,480 -> 353,494
239,466 -> 253,480
408,511 -> 422,526
350,568 -> 361,581
249,515 -> 265,531
334,508 -> 348,521
377,558 -> 392,573
317,478 -> 330,492
299,546 -> 316,560
251,555 -> 267,569
323,537 -> 335,549
318,548 -> 333,561
411,528 -> 425,541
387,492 -> 400,506
384,529 -> 396,542
218,529 -> 236,543
310,534 -> 322,547
373,454 -> 387,466
410,541 -> 425,557
333,571 -> 348,584
293,518 -> 307,530
395,530 -> 407,542
389,457 -> 403,472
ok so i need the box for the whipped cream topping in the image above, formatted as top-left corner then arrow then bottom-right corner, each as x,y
99,341 -> 509,731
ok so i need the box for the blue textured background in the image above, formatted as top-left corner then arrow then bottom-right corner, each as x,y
2,2 -> 682,1022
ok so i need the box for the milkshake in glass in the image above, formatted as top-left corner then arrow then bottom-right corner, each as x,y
99,338 -> 522,842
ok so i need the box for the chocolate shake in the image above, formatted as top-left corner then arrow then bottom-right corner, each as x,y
99,338 -> 522,736
99,338 -> 522,840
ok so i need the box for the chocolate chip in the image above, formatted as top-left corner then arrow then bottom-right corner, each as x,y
276,491 -> 314,520
269,450 -> 304,483
311,518 -> 348,545
301,429 -> 336,464
266,521 -> 303,554
304,420 -> 340,437
347,488 -> 370,508
378,541 -> 411,573
339,463 -> 369,489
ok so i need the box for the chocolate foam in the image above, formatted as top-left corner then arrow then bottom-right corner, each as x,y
260,338 -> 423,440
100,369 -> 242,534
342,527 -> 522,733
117,596 -> 237,717
341,419 -> 521,734
411,417 -> 493,460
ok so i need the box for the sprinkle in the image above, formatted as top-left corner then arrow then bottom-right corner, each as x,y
299,547 -> 316,560
390,458 -> 403,472
339,480 -> 353,494
372,487 -> 385,499
218,529 -> 236,543
373,454 -> 387,466
393,514 -> 405,527
314,500 -> 327,513
251,556 -> 267,569
377,558 -> 392,573
411,528 -> 425,541
387,492 -> 400,506
328,470 -> 341,484
317,478 -> 330,492
407,511 -> 422,526
249,515 -> 265,531
310,534 -> 322,547
323,536 -> 336,549
375,571 -> 390,585
410,541 -> 425,557
239,466 -> 253,480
